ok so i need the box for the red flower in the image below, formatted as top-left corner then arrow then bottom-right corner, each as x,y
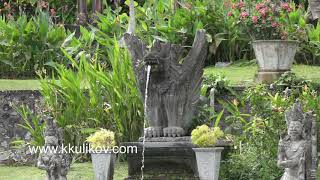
50,9 -> 56,17
268,16 -> 273,21
281,3 -> 289,10
223,0 -> 232,8
240,11 -> 249,20
4,2 -> 10,10
271,22 -> 279,28
252,16 -> 258,24
255,3 -> 264,11
238,1 -> 245,8
227,11 -> 233,17
232,4 -> 237,9
259,7 -> 268,18
281,2 -> 291,12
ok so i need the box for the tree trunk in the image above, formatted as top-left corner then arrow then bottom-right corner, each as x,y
77,0 -> 88,25
92,0 -> 103,14
127,0 -> 136,34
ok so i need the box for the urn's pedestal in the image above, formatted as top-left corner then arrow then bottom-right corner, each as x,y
122,137 -> 231,180
255,70 -> 288,84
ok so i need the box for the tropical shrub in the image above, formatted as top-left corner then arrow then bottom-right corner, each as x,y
40,58 -> 111,147
228,0 -> 307,40
191,125 -> 224,147
131,0 -> 251,63
0,0 -> 76,24
86,40 -> 144,142
299,23 -> 320,64
0,11 -> 68,78
203,74 -> 231,96
86,129 -> 116,149
220,83 -> 320,180
16,105 -> 45,146
40,37 -> 143,146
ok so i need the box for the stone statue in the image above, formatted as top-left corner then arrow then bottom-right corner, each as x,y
277,101 -> 317,180
124,30 -> 208,137
37,115 -> 70,180
309,0 -> 320,20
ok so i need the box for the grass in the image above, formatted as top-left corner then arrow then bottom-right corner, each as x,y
0,162 -> 128,180
1,65 -> 320,91
204,64 -> 320,86
1,162 -> 319,179
0,80 -> 40,91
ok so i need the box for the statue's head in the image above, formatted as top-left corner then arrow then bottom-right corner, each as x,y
143,51 -> 165,74
285,100 -> 305,140
288,121 -> 303,140
143,42 -> 183,75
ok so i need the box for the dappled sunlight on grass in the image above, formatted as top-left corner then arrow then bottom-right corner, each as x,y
0,162 -> 128,180
1,65 -> 320,91
205,64 -> 320,85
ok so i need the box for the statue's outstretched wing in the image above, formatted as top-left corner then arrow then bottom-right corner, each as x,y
182,30 -> 208,105
124,33 -> 148,94
181,30 -> 208,127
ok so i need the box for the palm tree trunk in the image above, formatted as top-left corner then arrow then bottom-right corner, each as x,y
93,0 -> 102,14
77,0 -> 88,25
127,0 -> 136,34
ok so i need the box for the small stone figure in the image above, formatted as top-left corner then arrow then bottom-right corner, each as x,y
37,115 -> 70,180
277,101 -> 317,180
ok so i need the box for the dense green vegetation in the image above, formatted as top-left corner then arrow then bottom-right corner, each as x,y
201,71 -> 320,180
1,0 -> 320,78
1,0 -> 320,179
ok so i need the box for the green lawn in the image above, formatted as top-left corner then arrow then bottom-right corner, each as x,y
0,80 -> 40,91
0,65 -> 320,91
0,162 -> 127,180
204,64 -> 320,86
1,162 -> 319,179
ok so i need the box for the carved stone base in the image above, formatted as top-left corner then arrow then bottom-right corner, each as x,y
122,137 -> 231,180
122,137 -> 198,179
255,71 -> 285,84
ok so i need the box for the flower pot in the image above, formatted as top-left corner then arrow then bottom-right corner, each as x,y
91,152 -> 115,180
252,40 -> 298,83
193,147 -> 224,180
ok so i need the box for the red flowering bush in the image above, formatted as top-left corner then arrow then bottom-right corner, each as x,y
0,0 -> 75,24
227,0 -> 307,40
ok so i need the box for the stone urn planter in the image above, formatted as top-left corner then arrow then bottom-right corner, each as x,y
193,147 -> 224,180
252,40 -> 299,83
91,152 -> 115,180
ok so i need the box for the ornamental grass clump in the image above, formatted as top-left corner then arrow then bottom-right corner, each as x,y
227,0 -> 307,40
191,125 -> 224,148
86,129 -> 116,149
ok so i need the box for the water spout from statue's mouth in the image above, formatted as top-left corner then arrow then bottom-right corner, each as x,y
145,58 -> 160,72
145,57 -> 159,66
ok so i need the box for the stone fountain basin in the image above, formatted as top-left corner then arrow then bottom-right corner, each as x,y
122,137 -> 232,179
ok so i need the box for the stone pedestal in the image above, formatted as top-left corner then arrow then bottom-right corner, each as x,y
123,137 -> 198,180
255,71 -> 286,84
122,137 -> 231,180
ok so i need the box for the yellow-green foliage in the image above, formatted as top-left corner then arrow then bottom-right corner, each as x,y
86,129 -> 116,149
191,125 -> 224,147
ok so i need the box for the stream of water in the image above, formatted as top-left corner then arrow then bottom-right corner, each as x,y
141,65 -> 151,180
